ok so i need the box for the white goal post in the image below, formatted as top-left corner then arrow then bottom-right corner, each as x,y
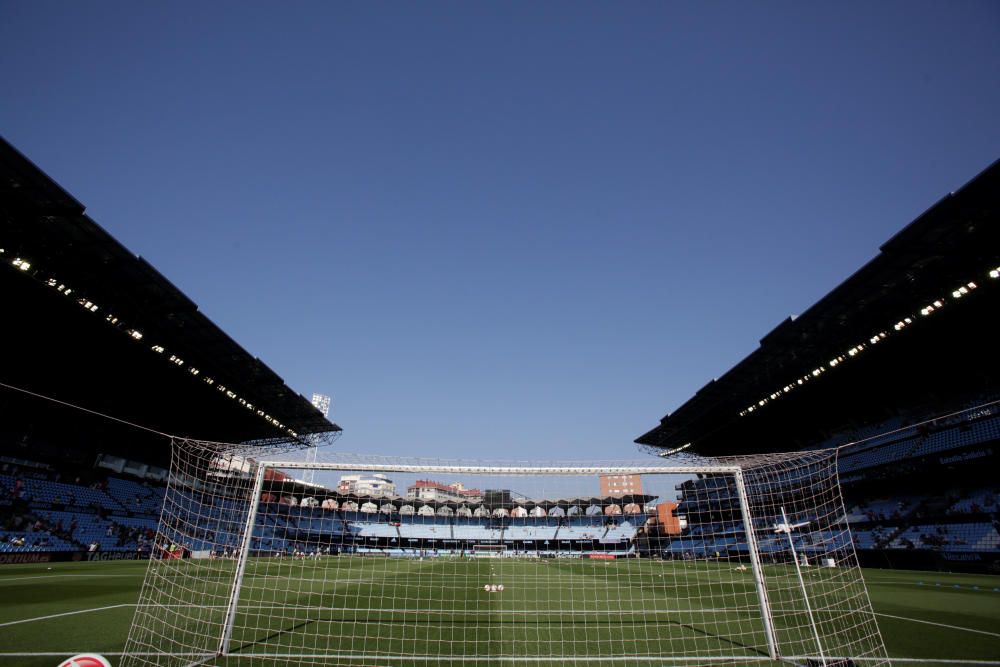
121,439 -> 889,666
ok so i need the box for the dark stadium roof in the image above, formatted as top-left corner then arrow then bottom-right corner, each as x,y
0,136 -> 340,446
637,158 -> 1000,455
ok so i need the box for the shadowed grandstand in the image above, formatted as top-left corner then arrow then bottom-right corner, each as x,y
637,158 -> 1000,573
1,135 -> 339,561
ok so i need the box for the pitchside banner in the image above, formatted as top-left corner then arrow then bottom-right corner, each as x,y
0,551 -> 151,565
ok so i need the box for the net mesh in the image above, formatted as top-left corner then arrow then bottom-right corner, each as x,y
121,439 -> 888,666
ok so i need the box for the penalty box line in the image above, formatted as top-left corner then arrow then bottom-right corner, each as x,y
4,606 -> 996,651
875,612 -> 1000,639
1,654 -> 997,665
0,603 -> 132,628
0,603 -> 761,628
14,604 -> 999,635
0,654 -> 813,662
0,573 -> 146,584
7,604 -> 998,637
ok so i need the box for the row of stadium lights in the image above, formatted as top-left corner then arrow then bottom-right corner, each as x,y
11,242 -> 996,432
2,249 -> 299,438
739,267 -> 999,418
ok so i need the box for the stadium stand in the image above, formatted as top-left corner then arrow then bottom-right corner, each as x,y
8,419 -> 994,566
1,465 -> 162,554
1,136 -> 339,563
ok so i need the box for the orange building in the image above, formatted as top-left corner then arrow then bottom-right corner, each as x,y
656,501 -> 681,535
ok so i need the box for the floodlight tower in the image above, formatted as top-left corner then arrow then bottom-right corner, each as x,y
304,393 -> 332,484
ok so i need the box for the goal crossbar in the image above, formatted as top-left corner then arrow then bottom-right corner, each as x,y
261,461 -> 743,475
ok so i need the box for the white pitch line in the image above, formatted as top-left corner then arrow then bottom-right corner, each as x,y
864,576 -> 998,588
874,660 -> 1000,665
0,573 -> 145,583
0,603 -> 131,628
876,612 -> 1000,639
791,658 -> 1000,665
136,654 -> 773,662
0,653 -> 996,665
132,603 -> 756,614
0,653 -> 210,657
0,651 -> 754,662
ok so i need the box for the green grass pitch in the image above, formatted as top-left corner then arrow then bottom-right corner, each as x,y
0,559 -> 997,666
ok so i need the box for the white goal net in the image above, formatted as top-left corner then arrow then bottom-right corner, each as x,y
122,438 -> 888,666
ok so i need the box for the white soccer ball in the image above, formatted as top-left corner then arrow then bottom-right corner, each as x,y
484,584 -> 491,592
497,584 -> 504,592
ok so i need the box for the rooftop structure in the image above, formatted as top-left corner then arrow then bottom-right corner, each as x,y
1,137 -> 340,460
337,473 -> 396,497
407,480 -> 483,503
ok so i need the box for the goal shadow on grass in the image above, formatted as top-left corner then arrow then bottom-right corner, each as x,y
226,613 -> 774,663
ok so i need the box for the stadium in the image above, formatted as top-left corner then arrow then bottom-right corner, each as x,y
2,133 -> 999,667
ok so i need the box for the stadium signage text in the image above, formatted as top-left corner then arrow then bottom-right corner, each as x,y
85,551 -> 151,562
941,552 -> 981,562
0,551 -> 151,566
0,552 -> 52,565
939,448 -> 992,465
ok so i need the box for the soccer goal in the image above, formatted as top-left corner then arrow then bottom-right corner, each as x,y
121,438 -> 889,666
471,543 -> 507,557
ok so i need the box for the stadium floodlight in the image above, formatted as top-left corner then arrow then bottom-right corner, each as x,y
656,442 -> 691,457
122,441 -> 888,667
302,394 -> 332,485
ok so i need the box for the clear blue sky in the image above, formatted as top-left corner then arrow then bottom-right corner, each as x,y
2,2 -> 999,459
